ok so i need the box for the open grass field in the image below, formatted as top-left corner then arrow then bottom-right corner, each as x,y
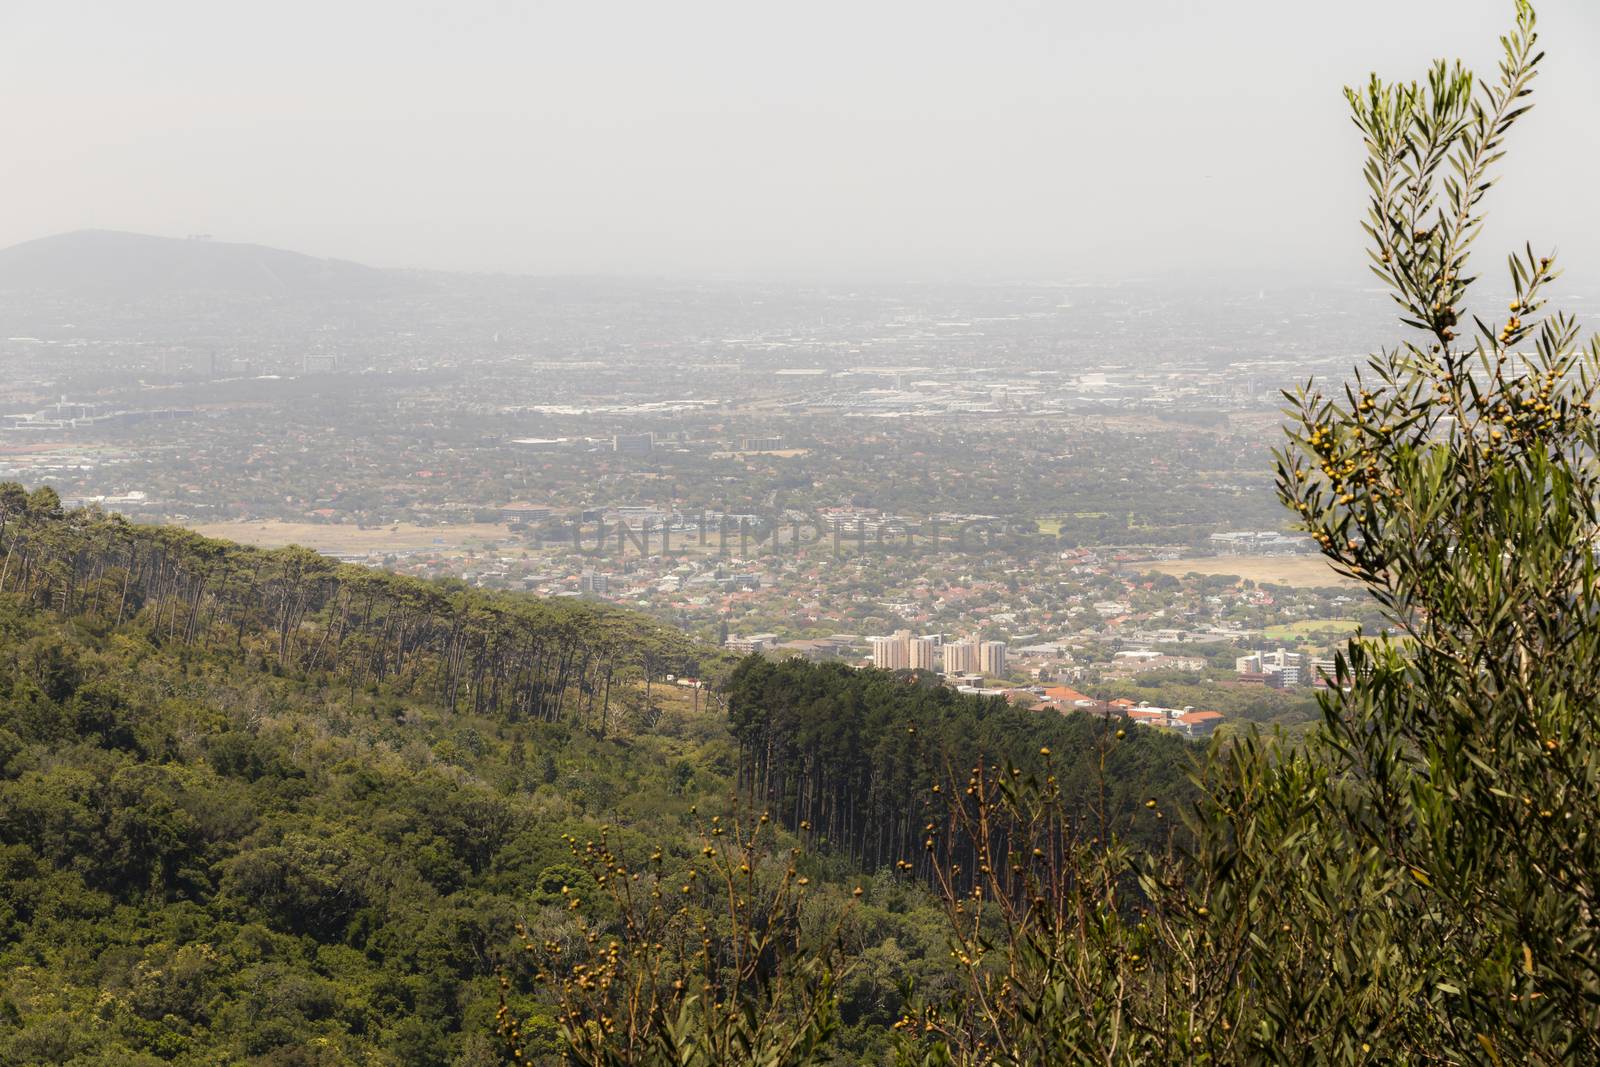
186,520 -> 514,555
1263,618 -> 1362,640
1038,513 -> 1109,535
1143,554 -> 1359,588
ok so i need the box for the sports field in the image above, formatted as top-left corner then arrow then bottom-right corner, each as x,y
187,520 -> 513,555
1263,618 -> 1362,640
709,448 -> 812,459
1143,554 -> 1358,588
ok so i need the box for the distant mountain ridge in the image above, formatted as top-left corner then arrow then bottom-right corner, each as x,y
0,229 -> 423,301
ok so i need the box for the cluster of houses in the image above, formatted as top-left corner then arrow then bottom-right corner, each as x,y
717,632 -> 1226,739
910,683 -> 1226,738
1020,684 -> 1224,738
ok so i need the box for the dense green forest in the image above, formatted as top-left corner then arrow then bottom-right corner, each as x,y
0,486 -> 1199,1064
0,485 -> 717,1064
0,483 -> 708,729
726,658 -> 1193,875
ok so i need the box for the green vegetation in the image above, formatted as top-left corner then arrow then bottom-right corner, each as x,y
6,5 -> 1597,1065
724,657 -> 1196,870
508,5 -> 1600,1063
0,485 -> 1200,1064
1260,617 -> 1359,641
0,485 -> 731,1064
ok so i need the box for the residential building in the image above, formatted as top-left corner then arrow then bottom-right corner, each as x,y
726,633 -> 779,655
871,629 -> 913,670
1236,648 -> 1305,687
909,635 -> 941,671
1124,703 -> 1225,738
942,639 -> 979,674
499,502 -> 551,523
612,433 -> 654,454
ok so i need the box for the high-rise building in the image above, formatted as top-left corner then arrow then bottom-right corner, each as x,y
942,639 -> 978,675
578,570 -> 609,595
870,630 -> 913,671
909,636 -> 941,671
979,640 -> 1008,677
870,633 -> 908,668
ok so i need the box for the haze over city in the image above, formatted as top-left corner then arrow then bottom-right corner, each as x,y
5,0 -> 1599,282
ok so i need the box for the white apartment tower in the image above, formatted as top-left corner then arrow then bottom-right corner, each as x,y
942,639 -> 978,675
909,635 -> 941,671
871,629 -> 913,670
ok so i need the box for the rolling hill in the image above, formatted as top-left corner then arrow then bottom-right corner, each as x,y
0,229 -> 423,302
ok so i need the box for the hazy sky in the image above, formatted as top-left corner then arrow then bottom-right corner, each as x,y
4,1 -> 1598,284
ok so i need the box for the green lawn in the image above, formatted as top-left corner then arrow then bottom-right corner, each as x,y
1262,618 -> 1361,641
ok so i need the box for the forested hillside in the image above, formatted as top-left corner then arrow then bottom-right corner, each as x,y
0,485 -> 1202,1064
0,484 -> 707,729
727,657 -> 1193,875
0,485 -> 727,1063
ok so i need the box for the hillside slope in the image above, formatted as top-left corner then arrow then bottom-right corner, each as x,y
0,484 -> 1199,1064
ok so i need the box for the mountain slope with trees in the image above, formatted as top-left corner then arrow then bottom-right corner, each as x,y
0,489 -> 1203,1064
0,490 -> 734,1063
